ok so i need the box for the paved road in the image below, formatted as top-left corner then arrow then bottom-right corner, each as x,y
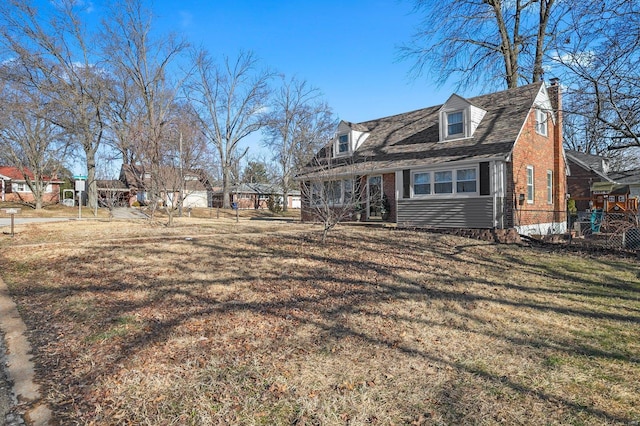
0,217 -> 71,227
0,208 -> 147,228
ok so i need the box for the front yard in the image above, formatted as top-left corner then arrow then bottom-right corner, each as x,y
1,219 -> 639,424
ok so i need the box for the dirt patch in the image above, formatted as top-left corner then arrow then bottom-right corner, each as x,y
1,220 -> 639,425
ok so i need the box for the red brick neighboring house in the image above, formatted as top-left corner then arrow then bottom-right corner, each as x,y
566,150 -> 640,212
298,81 -> 567,236
0,166 -> 63,204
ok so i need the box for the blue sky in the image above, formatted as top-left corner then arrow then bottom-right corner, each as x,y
149,0 -> 455,122
73,0 -> 457,123
35,0 -> 468,171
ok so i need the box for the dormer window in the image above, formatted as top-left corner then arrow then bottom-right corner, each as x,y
335,133 -> 350,156
438,94 -> 486,142
447,111 -> 464,136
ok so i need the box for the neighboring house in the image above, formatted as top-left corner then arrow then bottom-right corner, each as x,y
211,183 -> 301,209
298,80 -> 567,236
119,164 -> 213,208
96,179 -> 130,208
566,150 -> 612,211
566,150 -> 640,212
0,166 -> 63,204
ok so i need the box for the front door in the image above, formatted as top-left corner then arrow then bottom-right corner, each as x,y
368,175 -> 382,219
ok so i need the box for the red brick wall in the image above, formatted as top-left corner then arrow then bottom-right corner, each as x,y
4,184 -> 60,204
382,172 -> 396,222
511,103 -> 566,227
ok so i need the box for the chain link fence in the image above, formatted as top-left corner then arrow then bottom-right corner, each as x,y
519,209 -> 640,251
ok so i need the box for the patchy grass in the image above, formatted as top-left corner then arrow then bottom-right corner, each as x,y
2,220 -> 640,425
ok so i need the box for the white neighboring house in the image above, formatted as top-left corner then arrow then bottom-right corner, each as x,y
119,164 -> 213,208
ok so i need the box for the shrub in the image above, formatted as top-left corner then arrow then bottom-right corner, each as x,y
267,195 -> 283,213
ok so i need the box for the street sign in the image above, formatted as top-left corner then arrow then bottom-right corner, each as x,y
73,175 -> 87,180
2,208 -> 20,237
75,180 -> 85,192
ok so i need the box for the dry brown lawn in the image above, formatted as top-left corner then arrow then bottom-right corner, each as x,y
1,217 -> 639,425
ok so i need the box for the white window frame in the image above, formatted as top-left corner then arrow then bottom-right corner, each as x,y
335,134 -> 350,156
411,166 -> 478,198
456,168 -> 477,193
526,166 -> 535,203
535,109 -> 548,136
413,172 -> 431,196
546,170 -> 553,204
446,110 -> 465,139
311,178 -> 354,207
446,110 -> 464,138
13,182 -> 27,192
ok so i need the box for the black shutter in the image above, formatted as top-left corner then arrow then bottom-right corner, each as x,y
479,162 -> 490,196
403,169 -> 410,198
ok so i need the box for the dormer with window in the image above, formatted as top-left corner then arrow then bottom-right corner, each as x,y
333,120 -> 369,157
439,94 -> 486,142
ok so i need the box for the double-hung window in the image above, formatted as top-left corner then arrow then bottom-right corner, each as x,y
337,134 -> 349,154
413,172 -> 431,195
312,179 -> 354,206
456,168 -> 477,193
447,111 -> 464,137
434,171 -> 453,194
546,170 -> 553,204
526,166 -> 535,203
535,109 -> 548,136
327,181 -> 342,205
343,179 -> 353,202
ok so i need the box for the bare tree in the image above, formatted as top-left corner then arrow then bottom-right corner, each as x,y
100,0 -> 189,217
155,103 -> 211,226
187,50 -> 271,209
0,60 -> 68,209
552,1 -> 640,153
299,150 -> 367,243
402,0 -> 564,89
0,0 -> 111,211
262,75 -> 337,212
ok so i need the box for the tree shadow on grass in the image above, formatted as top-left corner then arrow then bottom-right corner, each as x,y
4,227 -> 640,423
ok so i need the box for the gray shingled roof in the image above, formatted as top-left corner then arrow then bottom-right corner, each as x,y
299,82 -> 545,178
609,169 -> 640,184
565,150 -> 610,178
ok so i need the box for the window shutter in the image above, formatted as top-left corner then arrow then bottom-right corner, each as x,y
479,162 -> 490,196
403,169 -> 410,198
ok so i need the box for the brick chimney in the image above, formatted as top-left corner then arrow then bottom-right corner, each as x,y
547,78 -> 566,216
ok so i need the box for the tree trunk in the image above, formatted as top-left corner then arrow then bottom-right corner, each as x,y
87,156 -> 98,212
281,174 -> 290,212
222,166 -> 231,209
533,0 -> 554,83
